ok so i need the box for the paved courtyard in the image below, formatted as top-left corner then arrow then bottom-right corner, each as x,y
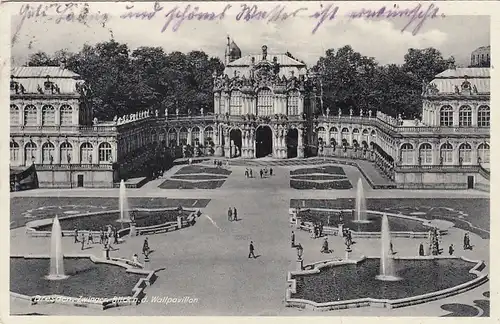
10,162 -> 490,316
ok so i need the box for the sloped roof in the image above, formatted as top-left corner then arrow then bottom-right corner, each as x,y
429,68 -> 490,94
12,66 -> 80,78
11,66 -> 83,95
225,53 -> 307,78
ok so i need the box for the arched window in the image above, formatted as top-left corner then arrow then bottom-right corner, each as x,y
440,106 -> 453,126
362,129 -> 369,136
80,142 -> 93,164
42,142 -> 55,163
60,105 -> 73,125
419,143 -> 432,165
41,105 -> 55,125
10,141 -> 19,162
459,143 -> 472,164
24,105 -> 37,126
317,127 -> 326,143
287,91 -> 300,115
459,106 -> 472,126
352,128 -> 360,134
24,142 -> 37,164
478,106 -> 490,127
204,126 -> 214,145
257,88 -> 273,116
440,143 -> 453,164
10,105 -> 19,125
168,128 -> 177,147
191,127 -> 200,145
60,142 -> 72,163
158,129 -> 166,143
400,143 -> 414,165
220,94 -> 226,114
230,91 -> 242,115
99,142 -> 112,162
330,127 -> 338,133
179,127 -> 188,145
478,143 -> 490,163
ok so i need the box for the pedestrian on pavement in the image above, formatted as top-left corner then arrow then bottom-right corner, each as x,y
74,228 -> 79,243
88,231 -> 94,244
80,234 -> 85,250
248,241 -> 257,258
270,168 -> 273,176
227,207 -> 233,221
260,169 -> 263,178
142,237 -> 150,256
449,244 -> 454,255
291,231 -> 295,247
113,229 -> 119,244
245,168 -> 249,178
321,237 -> 329,253
419,242 -> 425,256
249,169 -> 253,178
233,207 -> 238,221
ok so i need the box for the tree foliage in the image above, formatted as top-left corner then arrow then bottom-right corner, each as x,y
26,40 -> 224,120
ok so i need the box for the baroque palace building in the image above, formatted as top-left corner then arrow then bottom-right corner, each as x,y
9,42 -> 490,190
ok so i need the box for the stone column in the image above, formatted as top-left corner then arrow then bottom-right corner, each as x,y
298,127 -> 304,158
187,129 -> 192,146
214,93 -> 220,115
471,103 -> 478,127
298,95 -> 304,115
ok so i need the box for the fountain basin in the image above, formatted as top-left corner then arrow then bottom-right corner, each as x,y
294,208 -> 451,238
285,256 -> 488,311
10,255 -> 157,310
25,207 -> 200,237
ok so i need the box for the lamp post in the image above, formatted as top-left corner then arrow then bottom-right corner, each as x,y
296,244 -> 304,270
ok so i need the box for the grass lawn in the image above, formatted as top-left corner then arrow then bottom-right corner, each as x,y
290,198 -> 490,239
290,174 -> 348,181
171,174 -> 227,180
290,165 -> 346,176
159,179 -> 225,189
290,179 -> 353,190
10,197 -> 209,229
175,165 -> 232,176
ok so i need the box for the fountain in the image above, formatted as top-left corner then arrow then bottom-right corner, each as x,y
376,214 -> 401,281
117,180 -> 131,225
46,216 -> 68,280
353,178 -> 370,223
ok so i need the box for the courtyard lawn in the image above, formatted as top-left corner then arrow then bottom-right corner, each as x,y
291,175 -> 348,181
159,179 -> 225,189
290,165 -> 346,176
290,179 -> 353,190
175,165 -> 232,176
10,197 -> 210,229
171,174 -> 228,180
290,198 -> 490,239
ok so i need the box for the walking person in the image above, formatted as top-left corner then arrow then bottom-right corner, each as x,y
113,228 -> 119,244
142,237 -> 150,256
227,207 -> 233,221
233,207 -> 238,221
463,232 -> 468,250
321,237 -> 329,253
419,242 -> 424,256
99,229 -> 104,244
88,231 -> 94,244
74,228 -> 79,243
449,244 -> 454,255
80,233 -> 85,250
249,169 -> 253,178
291,231 -> 295,247
270,167 -> 273,176
248,241 -> 257,259
245,168 -> 249,178
259,169 -> 263,178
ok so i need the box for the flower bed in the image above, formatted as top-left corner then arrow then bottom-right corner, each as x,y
171,174 -> 227,180
290,165 -> 346,176
291,175 -> 348,181
290,179 -> 353,190
159,179 -> 225,189
175,165 -> 231,176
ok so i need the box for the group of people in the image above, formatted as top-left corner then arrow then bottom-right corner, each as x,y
310,222 -> 324,238
227,207 -> 238,221
417,228 -> 470,256
342,228 -> 353,247
213,160 -> 228,168
244,168 -> 254,178
74,226 -> 120,251
259,167 -> 273,178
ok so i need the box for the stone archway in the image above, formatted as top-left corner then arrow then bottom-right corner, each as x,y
256,125 -> 273,158
286,128 -> 298,158
229,128 -> 242,158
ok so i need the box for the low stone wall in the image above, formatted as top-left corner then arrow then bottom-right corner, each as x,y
25,208 -> 202,238
10,255 -> 158,310
285,256 -> 488,311
290,208 -> 448,239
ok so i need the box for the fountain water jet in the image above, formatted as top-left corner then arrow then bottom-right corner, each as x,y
46,216 -> 69,280
352,178 -> 371,223
117,180 -> 131,225
376,214 -> 401,281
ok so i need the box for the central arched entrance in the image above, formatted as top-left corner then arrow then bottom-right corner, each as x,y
286,128 -> 298,158
256,125 -> 273,158
229,128 -> 242,158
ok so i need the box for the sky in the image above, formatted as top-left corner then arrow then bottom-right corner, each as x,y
9,2 -> 490,67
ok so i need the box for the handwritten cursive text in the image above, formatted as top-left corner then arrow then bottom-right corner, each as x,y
309,4 -> 339,34
236,4 -> 308,23
161,4 -> 232,32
